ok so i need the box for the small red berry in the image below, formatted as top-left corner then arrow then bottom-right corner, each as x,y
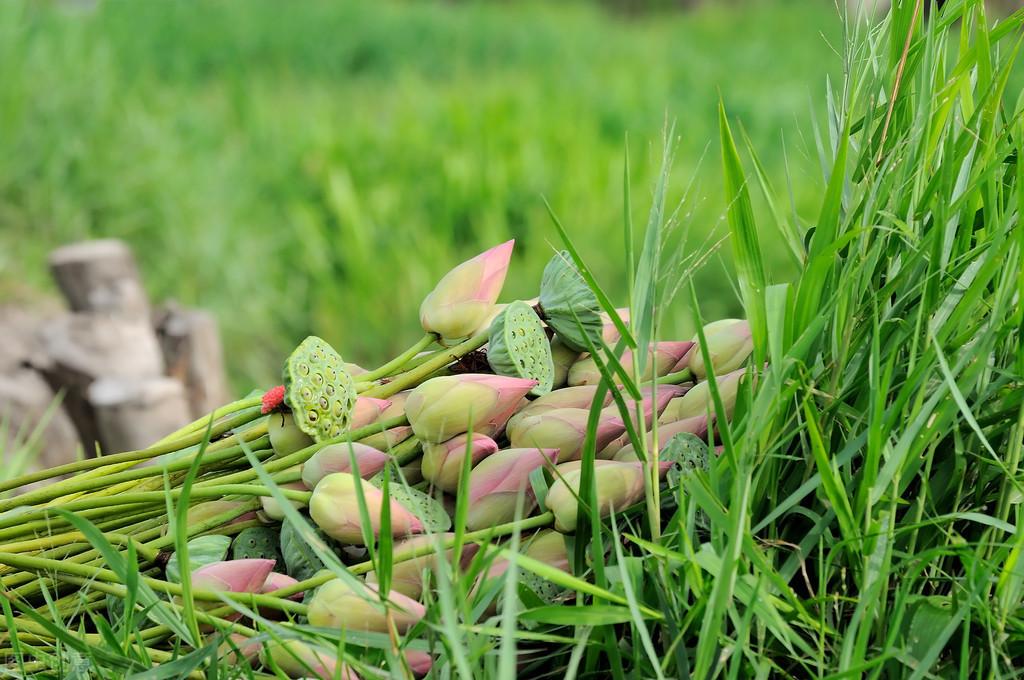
261,385 -> 286,414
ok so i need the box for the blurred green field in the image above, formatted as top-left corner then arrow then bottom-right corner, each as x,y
0,0 -> 840,389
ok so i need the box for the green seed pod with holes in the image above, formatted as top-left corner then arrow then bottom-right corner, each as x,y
537,252 -> 604,353
231,526 -> 283,564
283,336 -> 358,443
487,300 -> 554,396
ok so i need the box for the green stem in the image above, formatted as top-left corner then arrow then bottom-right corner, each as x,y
153,396 -> 263,446
357,334 -> 437,384
391,437 -> 424,465
0,415 -> 268,502
656,367 -> 693,385
362,332 -> 489,399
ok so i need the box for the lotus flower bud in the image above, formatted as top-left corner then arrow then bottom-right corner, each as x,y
192,558 -> 275,595
360,425 -> 414,450
405,374 -> 537,443
309,472 -> 423,544
177,500 -> 258,534
260,639 -> 358,680
268,412 -> 313,456
218,633 -> 263,666
344,362 -> 368,377
401,457 -> 424,485
379,390 -> 412,420
568,342 -> 694,386
261,572 -> 303,600
465,448 -> 558,530
523,529 -> 570,572
420,240 -> 514,343
301,442 -> 391,489
365,533 -> 481,599
307,578 -> 426,634
508,408 -> 625,463
659,368 -> 744,424
546,460 -> 671,532
612,415 -> 709,462
404,649 -> 433,677
688,319 -> 753,378
549,336 -> 579,389
421,433 -> 499,491
350,397 -> 392,430
600,308 -> 630,344
601,384 -> 689,429
260,478 -> 308,521
506,385 -> 613,433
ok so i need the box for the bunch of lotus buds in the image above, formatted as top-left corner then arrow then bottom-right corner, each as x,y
0,240 -> 755,679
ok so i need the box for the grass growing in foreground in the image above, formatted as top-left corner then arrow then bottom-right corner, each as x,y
1,1 -> 1023,677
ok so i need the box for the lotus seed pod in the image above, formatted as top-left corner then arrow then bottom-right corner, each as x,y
365,533 -> 481,599
404,374 -> 537,443
301,442 -> 391,489
258,477 -> 307,521
260,639 -> 358,680
487,300 -> 555,396
549,336 -> 579,389
546,460 -> 671,532
309,472 -> 423,544
419,240 -> 514,344
660,368 -> 745,424
465,448 -> 559,530
268,412 -> 314,456
506,385 -> 613,434
421,433 -> 500,491
232,526 -> 283,563
687,319 -> 753,379
283,336 -> 358,443
307,578 -> 426,634
350,396 -> 392,430
508,408 -> 625,463
537,251 -> 603,352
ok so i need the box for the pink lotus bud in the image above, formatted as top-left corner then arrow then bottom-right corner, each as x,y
612,415 -> 709,462
177,500 -> 258,535
508,408 -> 625,463
260,639 -> 359,680
419,240 -> 515,343
524,529 -> 570,572
259,478 -> 308,521
307,578 -> 426,634
567,342 -> 694,386
365,533 -> 481,599
659,368 -> 744,424
549,336 -> 579,389
218,633 -> 262,666
546,460 -> 671,532
405,374 -> 537,443
404,649 -> 433,677
192,558 -> 275,595
421,433 -> 499,491
359,425 -> 414,450
688,319 -> 753,378
350,397 -> 392,430
261,572 -> 303,601
379,390 -> 412,420
600,308 -> 630,344
301,442 -> 391,489
309,472 -> 423,544
506,385 -> 613,433
344,362 -> 368,377
268,412 -> 313,456
465,448 -> 558,530
601,384 -> 689,429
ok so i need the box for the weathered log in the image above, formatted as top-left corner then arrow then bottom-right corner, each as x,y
35,314 -> 165,454
48,239 -> 150,320
154,303 -> 231,418
87,376 -> 189,454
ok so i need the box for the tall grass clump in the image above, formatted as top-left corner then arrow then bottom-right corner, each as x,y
0,1 -> 1021,678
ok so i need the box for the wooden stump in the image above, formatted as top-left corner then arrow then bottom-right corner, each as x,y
48,239 -> 150,320
88,377 -> 190,453
35,314 -> 165,454
154,303 -> 231,418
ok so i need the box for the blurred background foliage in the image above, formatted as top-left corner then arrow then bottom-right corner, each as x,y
0,0 -> 842,389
